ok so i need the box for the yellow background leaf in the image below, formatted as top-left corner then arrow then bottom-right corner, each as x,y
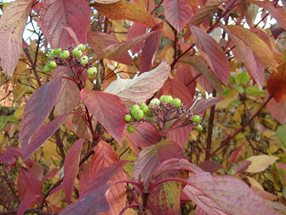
246,155 -> 278,173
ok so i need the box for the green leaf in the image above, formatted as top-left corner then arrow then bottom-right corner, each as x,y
245,86 -> 264,97
236,72 -> 250,84
276,125 -> 286,149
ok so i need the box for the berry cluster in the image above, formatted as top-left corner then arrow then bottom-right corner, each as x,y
43,44 -> 97,75
125,95 -> 204,133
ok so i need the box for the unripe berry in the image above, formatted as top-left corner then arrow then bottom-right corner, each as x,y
130,104 -> 141,116
72,48 -> 82,58
48,51 -> 55,59
77,44 -> 87,51
196,124 -> 203,132
87,67 -> 97,75
160,95 -> 173,103
133,109 -> 144,121
80,56 -> 89,65
127,125 -> 136,133
192,115 -> 201,123
54,48 -> 62,55
59,50 -> 70,59
150,98 -> 160,106
140,103 -> 149,113
124,114 -> 132,123
171,98 -> 182,108
43,65 -> 52,73
47,60 -> 57,69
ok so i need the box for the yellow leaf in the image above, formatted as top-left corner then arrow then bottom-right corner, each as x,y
246,155 -> 279,173
246,176 -> 264,190
14,106 -> 24,120
93,1 -> 155,27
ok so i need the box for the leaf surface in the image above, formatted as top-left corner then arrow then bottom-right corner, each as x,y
267,63 -> 286,102
0,0 -> 33,76
246,155 -> 278,173
80,90 -> 127,144
63,139 -> 84,202
40,0 -> 90,48
105,62 -> 170,104
20,77 -> 62,148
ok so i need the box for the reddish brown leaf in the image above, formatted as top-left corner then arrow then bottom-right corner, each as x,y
139,28 -> 162,72
80,90 -> 127,144
40,0 -> 90,48
166,125 -> 193,148
87,32 -> 132,65
79,141 -> 128,214
60,161 -> 126,215
93,1 -> 155,27
17,194 -> 40,215
20,77 -> 63,148
19,167 -> 42,197
175,63 -> 196,98
190,25 -> 230,84
267,96 -> 286,124
104,62 -> 171,105
133,140 -> 184,187
63,139 -> 84,202
0,147 -> 22,165
189,97 -> 221,115
22,114 -> 67,160
184,173 -> 280,215
267,63 -> 286,102
127,23 -> 147,54
163,0 -> 192,32
198,160 -> 223,173
124,122 -> 162,148
0,0 -> 33,76
190,1 -> 221,26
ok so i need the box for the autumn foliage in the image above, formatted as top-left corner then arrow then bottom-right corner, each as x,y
1,0 -> 286,214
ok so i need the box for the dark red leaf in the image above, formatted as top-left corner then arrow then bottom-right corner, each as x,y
190,25 -> 230,84
17,194 -> 40,215
20,77 -> 62,148
267,63 -> 286,102
184,173 -> 280,215
0,0 -> 33,76
127,23 -> 147,54
163,0 -> 192,32
60,161 -> 127,215
80,89 -> 127,144
189,97 -> 221,115
63,139 -> 84,202
267,96 -> 286,124
0,147 -> 21,165
19,167 -> 42,198
22,114 -> 67,160
40,0 -> 90,48
166,125 -> 193,148
124,122 -> 162,148
198,160 -> 223,173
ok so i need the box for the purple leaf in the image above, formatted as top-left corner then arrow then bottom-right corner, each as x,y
20,77 -> 63,148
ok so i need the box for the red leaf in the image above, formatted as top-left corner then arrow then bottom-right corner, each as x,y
40,0 -> 90,48
87,32 -> 133,65
133,140 -> 184,186
190,25 -> 230,84
267,97 -> 286,124
20,77 -> 62,148
166,125 -> 193,148
163,0 -> 192,32
17,194 -> 40,215
0,0 -> 34,76
198,160 -> 223,173
189,97 -> 221,115
139,28 -> 161,72
175,63 -> 196,98
63,139 -> 84,202
79,141 -> 128,214
124,122 -> 162,148
127,23 -> 147,54
80,90 -> 127,144
22,114 -> 67,160
0,147 -> 21,165
184,173 -> 280,215
60,161 -> 126,215
18,167 -> 42,198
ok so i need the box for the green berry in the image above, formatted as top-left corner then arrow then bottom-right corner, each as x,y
196,124 -> 203,132
171,98 -> 182,108
59,50 -> 70,59
80,56 -> 89,65
87,67 -> 97,75
77,44 -> 87,51
130,104 -> 141,116
127,125 -> 136,133
72,48 -> 82,58
124,114 -> 132,123
54,48 -> 62,55
150,98 -> 160,106
47,61 -> 57,69
160,95 -> 173,103
133,109 -> 144,121
192,115 -> 201,123
43,65 -> 52,73
140,103 -> 149,113
48,51 -> 55,59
